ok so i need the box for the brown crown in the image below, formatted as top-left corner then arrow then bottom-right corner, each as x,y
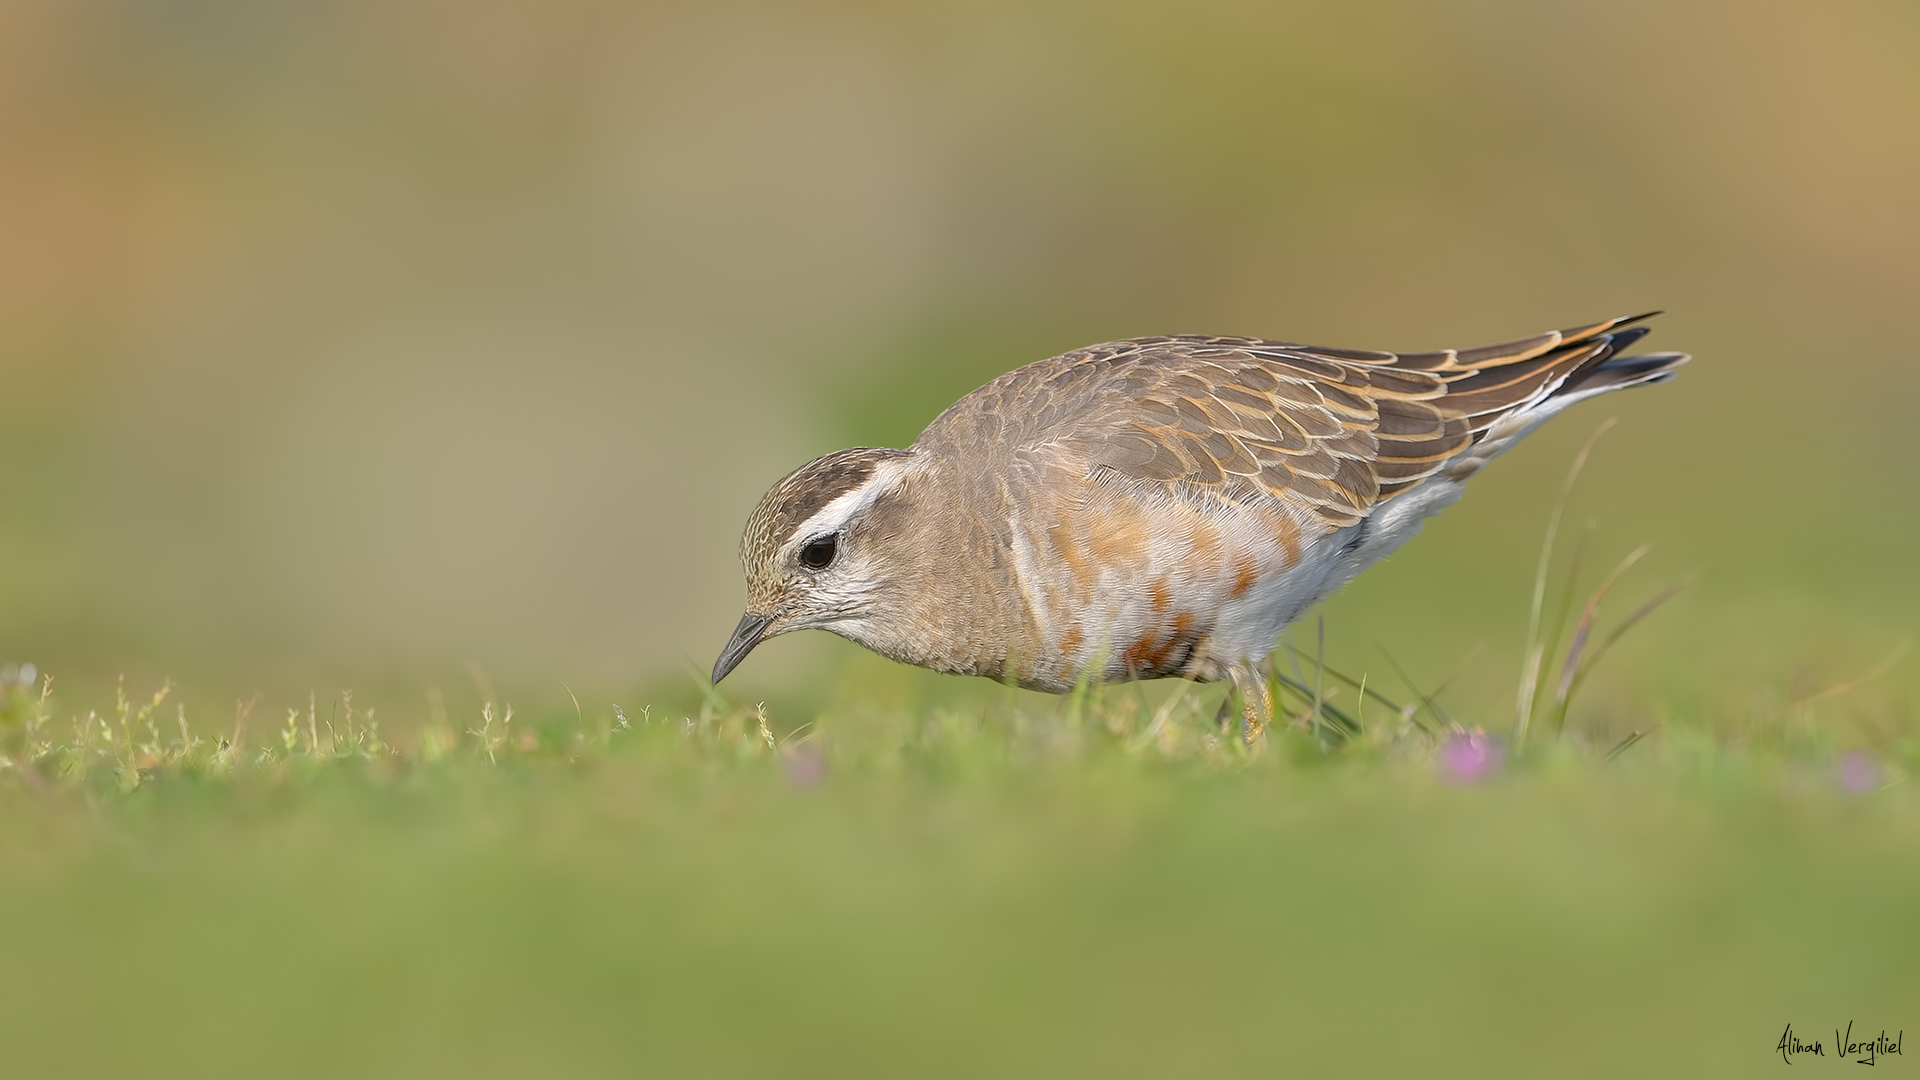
739,446 -> 911,570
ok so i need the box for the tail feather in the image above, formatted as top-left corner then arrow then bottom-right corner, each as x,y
1437,315 -> 1686,435
1564,350 -> 1689,396
1417,313 -> 1688,481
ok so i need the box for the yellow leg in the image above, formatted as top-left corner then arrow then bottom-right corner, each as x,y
1229,666 -> 1273,745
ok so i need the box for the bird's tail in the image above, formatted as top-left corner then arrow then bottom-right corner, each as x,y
1418,313 -> 1690,477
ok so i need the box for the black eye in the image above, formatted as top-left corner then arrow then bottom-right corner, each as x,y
798,533 -> 838,571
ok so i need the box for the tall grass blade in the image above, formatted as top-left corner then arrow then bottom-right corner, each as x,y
1604,729 -> 1648,761
1529,521 -> 1593,728
1549,544 -> 1651,735
1271,673 -> 1359,741
1562,576 -> 1695,717
1281,646 -> 1410,718
1378,642 -> 1479,731
1308,614 -> 1328,736
1127,683 -> 1197,753
1514,643 -> 1543,737
1789,638 -> 1912,711
1515,417 -> 1616,744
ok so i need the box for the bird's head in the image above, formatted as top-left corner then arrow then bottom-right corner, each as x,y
711,446 -> 920,684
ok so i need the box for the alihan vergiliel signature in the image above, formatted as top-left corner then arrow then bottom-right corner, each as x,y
1779,1023 -> 1904,1064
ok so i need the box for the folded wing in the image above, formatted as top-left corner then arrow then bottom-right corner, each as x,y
964,314 -> 1685,528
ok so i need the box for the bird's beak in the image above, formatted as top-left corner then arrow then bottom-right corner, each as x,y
711,611 -> 776,684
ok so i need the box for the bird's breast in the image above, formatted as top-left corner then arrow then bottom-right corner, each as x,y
1003,482 -> 1328,691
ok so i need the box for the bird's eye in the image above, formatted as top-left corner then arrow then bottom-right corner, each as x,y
798,533 -> 839,571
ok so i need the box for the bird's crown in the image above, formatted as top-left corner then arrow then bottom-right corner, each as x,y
739,446 -> 912,582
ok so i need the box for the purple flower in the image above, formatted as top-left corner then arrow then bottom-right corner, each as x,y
1439,732 -> 1505,784
1836,751 -> 1880,794
782,744 -> 828,788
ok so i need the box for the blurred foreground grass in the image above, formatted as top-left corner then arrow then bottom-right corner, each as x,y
1,662 -> 1914,1078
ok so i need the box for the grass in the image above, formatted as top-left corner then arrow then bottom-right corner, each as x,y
1,437 -> 1913,1077
0,642 -> 1915,1078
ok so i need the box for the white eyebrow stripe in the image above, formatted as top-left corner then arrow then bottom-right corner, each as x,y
785,455 -> 916,551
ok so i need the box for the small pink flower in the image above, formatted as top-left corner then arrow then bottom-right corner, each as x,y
782,744 -> 828,788
1439,731 -> 1504,784
1836,751 -> 1880,794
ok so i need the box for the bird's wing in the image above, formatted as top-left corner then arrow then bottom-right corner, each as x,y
931,315 -> 1667,528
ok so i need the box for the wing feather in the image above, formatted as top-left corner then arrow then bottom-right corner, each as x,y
915,314 -> 1678,528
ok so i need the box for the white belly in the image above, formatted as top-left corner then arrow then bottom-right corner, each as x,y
1207,477 -> 1467,665
1007,475 -> 1467,688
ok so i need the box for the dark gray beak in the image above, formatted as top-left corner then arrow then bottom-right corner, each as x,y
711,612 -> 776,684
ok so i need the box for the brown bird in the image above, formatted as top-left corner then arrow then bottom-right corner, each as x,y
713,314 -> 1686,738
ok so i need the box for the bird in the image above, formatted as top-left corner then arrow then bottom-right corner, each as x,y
712,314 -> 1686,739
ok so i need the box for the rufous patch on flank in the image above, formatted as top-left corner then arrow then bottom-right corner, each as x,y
1121,634 -> 1152,673
1124,612 -> 1201,677
1229,552 -> 1259,599
1088,510 -> 1149,564
1058,623 -> 1084,657
1267,507 -> 1304,566
1188,518 -> 1220,557
1047,522 -> 1093,586
1149,578 -> 1171,612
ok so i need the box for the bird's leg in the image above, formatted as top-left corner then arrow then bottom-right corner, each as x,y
1210,694 -> 1235,730
1228,666 -> 1273,745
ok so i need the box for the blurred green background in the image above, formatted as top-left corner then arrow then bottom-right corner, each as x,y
4,4 -> 1919,1077
4,0 -> 1917,719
